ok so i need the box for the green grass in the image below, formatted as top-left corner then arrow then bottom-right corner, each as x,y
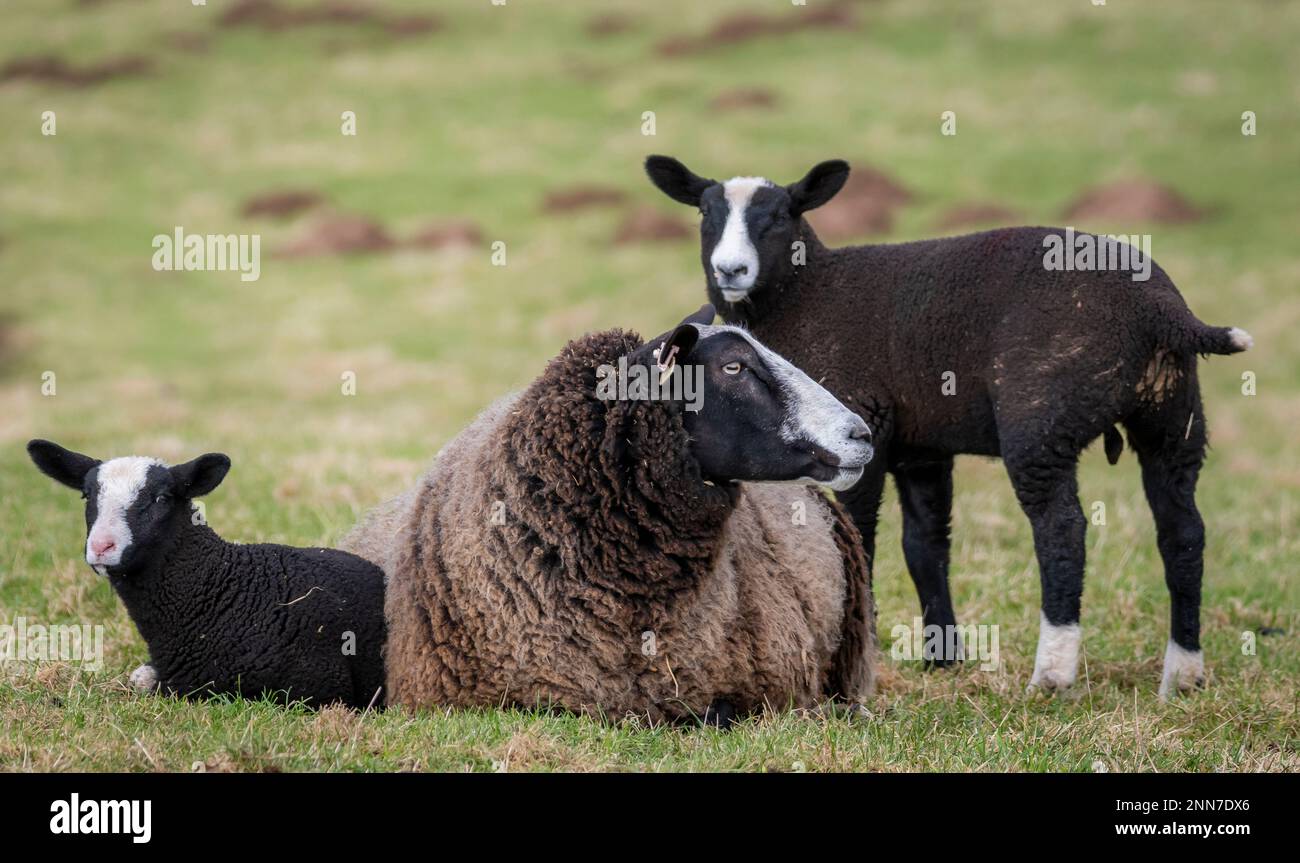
1,0 -> 1297,771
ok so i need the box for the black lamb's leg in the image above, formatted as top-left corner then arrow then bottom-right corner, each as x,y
893,456 -> 959,666
1140,449 -> 1208,698
1125,374 -> 1210,699
1004,453 -> 1087,692
837,457 -> 887,586
701,699 -> 737,729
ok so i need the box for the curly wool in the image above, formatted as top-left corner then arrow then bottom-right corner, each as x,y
115,523 -> 386,709
348,329 -> 875,721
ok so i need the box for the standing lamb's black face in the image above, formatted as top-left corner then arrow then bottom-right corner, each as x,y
633,306 -> 873,491
645,155 -> 850,304
696,180 -> 793,301
27,440 -> 230,578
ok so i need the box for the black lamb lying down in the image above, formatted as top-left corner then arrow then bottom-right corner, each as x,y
27,440 -> 386,710
646,155 -> 1253,698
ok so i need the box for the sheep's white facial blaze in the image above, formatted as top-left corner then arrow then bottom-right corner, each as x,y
1158,640 -> 1205,700
697,324 -> 873,491
86,456 -> 159,571
711,177 -> 770,301
1029,613 -> 1080,690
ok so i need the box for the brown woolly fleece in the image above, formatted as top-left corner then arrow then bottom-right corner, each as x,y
344,329 -> 875,721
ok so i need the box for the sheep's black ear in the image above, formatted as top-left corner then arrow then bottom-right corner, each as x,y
27,439 -> 100,490
652,321 -> 701,366
679,303 -> 716,328
645,155 -> 715,207
787,159 -> 850,214
171,453 -> 231,498
627,305 -> 711,368
630,318 -> 703,370
662,321 -> 701,362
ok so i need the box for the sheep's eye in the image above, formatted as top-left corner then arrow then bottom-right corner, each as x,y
154,494 -> 170,505
723,361 -> 743,375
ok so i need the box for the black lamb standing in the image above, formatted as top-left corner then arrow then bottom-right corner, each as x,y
27,439 -> 386,709
645,155 -> 1253,698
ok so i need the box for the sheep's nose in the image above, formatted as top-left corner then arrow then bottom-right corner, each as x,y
849,417 -> 872,441
90,537 -> 116,556
716,263 -> 748,278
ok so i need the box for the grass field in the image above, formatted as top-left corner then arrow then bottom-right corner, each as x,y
1,0 -> 1297,771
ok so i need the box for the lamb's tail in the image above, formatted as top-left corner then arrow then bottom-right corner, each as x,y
1152,293 -> 1253,356
1182,323 -> 1254,356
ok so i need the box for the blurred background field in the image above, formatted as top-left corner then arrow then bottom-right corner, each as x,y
0,0 -> 1296,771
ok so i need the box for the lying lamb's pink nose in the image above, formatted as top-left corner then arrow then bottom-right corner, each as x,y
90,537 -> 116,556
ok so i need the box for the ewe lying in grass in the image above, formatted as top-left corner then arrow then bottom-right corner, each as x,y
345,305 -> 876,725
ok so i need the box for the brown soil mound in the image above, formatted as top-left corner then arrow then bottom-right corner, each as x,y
709,12 -> 777,45
542,185 -> 628,213
935,202 -> 1021,231
278,214 -> 394,257
587,13 -> 634,37
1,54 -> 150,87
404,220 -> 483,249
384,15 -> 439,36
242,190 -> 326,219
161,31 -> 212,52
656,2 -> 856,56
218,0 -> 439,36
654,36 -> 697,57
1062,180 -> 1204,225
805,166 -> 912,240
613,207 -> 693,244
219,0 -> 360,28
711,87 -> 777,111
